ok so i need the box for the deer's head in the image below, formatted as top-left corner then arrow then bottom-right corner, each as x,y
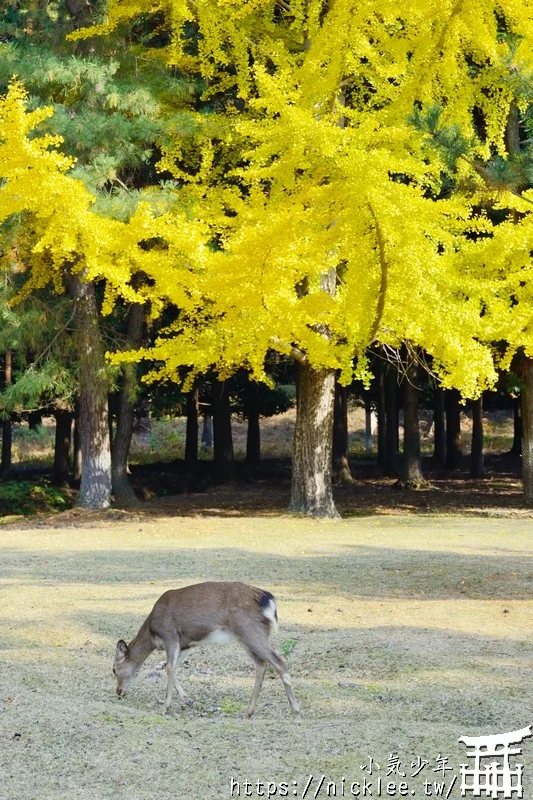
113,640 -> 138,697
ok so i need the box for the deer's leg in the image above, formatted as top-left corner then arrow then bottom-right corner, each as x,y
244,653 -> 267,719
264,650 -> 301,719
162,642 -> 188,714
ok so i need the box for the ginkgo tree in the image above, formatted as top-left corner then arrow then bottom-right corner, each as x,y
3,1 -> 533,515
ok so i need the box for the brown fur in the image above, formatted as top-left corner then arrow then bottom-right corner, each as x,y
113,581 -> 300,719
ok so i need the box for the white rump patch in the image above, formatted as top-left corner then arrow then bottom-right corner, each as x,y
202,629 -> 235,646
261,598 -> 279,634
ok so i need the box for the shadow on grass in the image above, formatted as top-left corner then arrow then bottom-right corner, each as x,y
0,544 -> 531,600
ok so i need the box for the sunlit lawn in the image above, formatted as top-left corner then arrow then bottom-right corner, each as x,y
0,514 -> 532,800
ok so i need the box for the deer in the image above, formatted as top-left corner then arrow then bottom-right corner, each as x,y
113,581 -> 301,719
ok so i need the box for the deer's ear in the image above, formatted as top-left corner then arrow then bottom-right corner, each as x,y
115,640 -> 129,662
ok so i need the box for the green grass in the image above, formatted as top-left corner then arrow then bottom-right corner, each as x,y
0,514 -> 532,799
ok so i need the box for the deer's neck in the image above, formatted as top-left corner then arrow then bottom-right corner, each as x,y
128,617 -> 155,668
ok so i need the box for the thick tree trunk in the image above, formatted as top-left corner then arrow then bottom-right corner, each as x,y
111,302 -> 144,507
399,362 -> 424,486
470,396 -> 484,479
510,396 -> 522,455
332,381 -> 354,484
384,363 -> 399,477
185,383 -> 199,477
445,389 -> 462,470
1,350 -> 12,477
212,379 -> 234,481
68,274 -> 111,509
377,361 -> 386,470
289,363 -> 339,518
520,357 -> 533,505
52,410 -> 72,487
245,379 -> 261,468
433,387 -> 446,469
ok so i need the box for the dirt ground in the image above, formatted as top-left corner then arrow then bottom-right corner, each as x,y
0,513 -> 532,800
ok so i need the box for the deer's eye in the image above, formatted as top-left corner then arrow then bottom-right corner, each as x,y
112,667 -> 116,676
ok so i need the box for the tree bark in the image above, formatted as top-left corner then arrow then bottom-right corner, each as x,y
332,380 -> 354,484
289,362 -> 339,518
364,395 -> 373,452
111,301 -> 144,507
377,360 -> 386,470
72,407 -> 82,481
185,383 -> 199,477
68,274 -> 111,509
399,362 -> 424,486
433,387 -> 446,469
1,350 -> 12,477
520,357 -> 533,505
52,410 -> 73,487
245,379 -> 261,468
445,389 -> 462,470
510,396 -> 522,455
212,379 -> 234,481
469,396 -> 484,479
28,411 -> 43,430
384,363 -> 399,477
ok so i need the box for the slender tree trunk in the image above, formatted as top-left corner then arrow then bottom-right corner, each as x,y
201,413 -> 213,451
470,396 -> 484,479
185,383 -> 199,478
1,350 -> 12,477
52,410 -> 73,487
68,273 -> 111,509
510,396 -> 522,455
28,411 -> 43,430
245,379 -> 261,468
364,395 -> 373,452
399,362 -> 424,486
212,379 -> 234,481
384,363 -> 399,477
72,408 -> 82,481
289,362 -> 339,518
520,357 -> 533,505
111,302 -> 144,506
445,389 -> 462,470
433,387 -> 446,469
332,381 -> 354,484
377,361 -> 386,470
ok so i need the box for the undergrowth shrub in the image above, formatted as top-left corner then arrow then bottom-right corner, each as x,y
0,480 -> 72,516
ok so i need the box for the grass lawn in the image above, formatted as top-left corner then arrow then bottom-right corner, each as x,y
0,514 -> 532,799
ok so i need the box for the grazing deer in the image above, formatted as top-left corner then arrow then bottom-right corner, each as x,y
113,581 -> 300,719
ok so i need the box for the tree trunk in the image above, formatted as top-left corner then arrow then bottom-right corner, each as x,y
520,357 -> 533,505
289,362 -> 339,518
399,362 -> 424,486
72,408 -> 82,481
28,411 -> 43,430
470,396 -> 484,479
111,301 -> 144,507
433,387 -> 446,469
68,274 -> 111,509
377,361 -> 386,470
384,363 -> 399,477
185,383 -> 199,477
212,379 -> 234,481
201,413 -> 213,451
1,350 -> 12,477
52,410 -> 72,487
332,380 -> 354,484
510,396 -> 522,455
245,379 -> 261,468
364,395 -> 373,452
445,389 -> 462,470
